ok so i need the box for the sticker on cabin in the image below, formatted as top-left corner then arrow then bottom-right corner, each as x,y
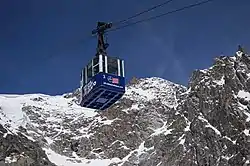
107,76 -> 119,84
83,80 -> 96,96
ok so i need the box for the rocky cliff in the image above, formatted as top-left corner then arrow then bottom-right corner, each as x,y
0,48 -> 250,166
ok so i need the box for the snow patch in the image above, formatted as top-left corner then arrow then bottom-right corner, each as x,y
137,141 -> 154,157
236,51 -> 243,57
237,101 -> 250,122
198,115 -> 221,136
223,136 -> 236,144
200,69 -> 208,73
237,90 -> 250,101
45,137 -> 54,145
124,77 -> 185,108
230,56 -> 236,61
0,96 -> 26,133
213,76 -> 225,86
151,121 -> 173,136
131,104 -> 139,110
178,134 -> 185,145
125,88 -> 155,101
184,120 -> 191,132
180,87 -> 191,96
156,161 -> 162,166
243,129 -> 250,136
116,141 -> 154,166
5,156 -> 18,163
243,110 -> 250,122
5,152 -> 26,164
221,155 -> 234,161
44,148 -> 120,166
96,117 -> 119,125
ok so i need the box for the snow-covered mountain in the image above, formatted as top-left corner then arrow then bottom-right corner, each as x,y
0,77 -> 185,166
1,48 -> 250,166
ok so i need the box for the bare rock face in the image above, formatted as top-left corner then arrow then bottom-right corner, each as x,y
0,124 -> 55,166
150,50 -> 250,166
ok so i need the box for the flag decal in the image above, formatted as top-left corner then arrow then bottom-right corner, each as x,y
112,78 -> 119,84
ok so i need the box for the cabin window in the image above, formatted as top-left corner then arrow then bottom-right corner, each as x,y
104,55 -> 108,73
98,54 -> 104,73
122,60 -> 125,77
119,60 -> 123,77
82,69 -> 85,86
102,57 -> 105,72
107,57 -> 118,75
87,61 -> 92,82
93,56 -> 99,75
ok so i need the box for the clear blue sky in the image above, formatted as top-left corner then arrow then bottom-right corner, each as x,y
1,0 -> 249,95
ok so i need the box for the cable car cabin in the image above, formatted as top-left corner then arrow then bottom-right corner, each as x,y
79,54 -> 125,110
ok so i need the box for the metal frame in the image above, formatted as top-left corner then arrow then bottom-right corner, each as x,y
104,55 -> 108,73
91,59 -> 94,76
84,66 -> 87,84
80,70 -> 83,88
117,59 -> 121,76
121,60 -> 125,77
99,54 -> 103,72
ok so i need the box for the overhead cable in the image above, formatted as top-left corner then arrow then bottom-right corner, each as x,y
112,0 -> 175,26
108,0 -> 215,32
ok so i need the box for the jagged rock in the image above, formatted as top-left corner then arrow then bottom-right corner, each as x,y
0,47 -> 250,166
30,97 -> 44,102
0,125 -> 56,166
128,77 -> 140,85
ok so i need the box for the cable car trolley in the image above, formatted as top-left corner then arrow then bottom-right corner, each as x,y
79,22 -> 125,110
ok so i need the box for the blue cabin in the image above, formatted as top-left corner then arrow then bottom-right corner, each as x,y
79,54 -> 125,110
